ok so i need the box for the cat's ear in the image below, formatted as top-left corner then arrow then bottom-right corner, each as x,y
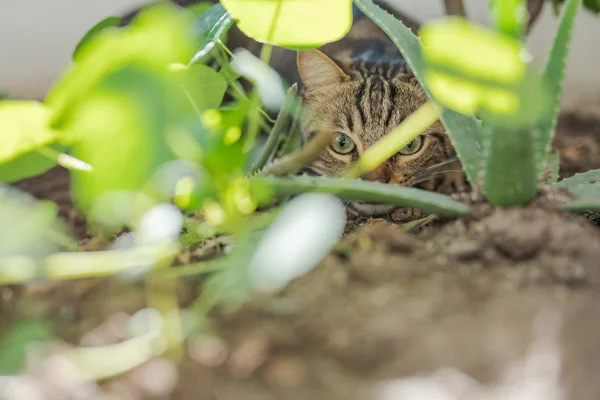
297,50 -> 349,91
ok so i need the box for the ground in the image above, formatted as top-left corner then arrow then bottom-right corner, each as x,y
4,112 -> 600,400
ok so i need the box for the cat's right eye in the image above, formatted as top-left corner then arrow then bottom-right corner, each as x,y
331,133 -> 356,154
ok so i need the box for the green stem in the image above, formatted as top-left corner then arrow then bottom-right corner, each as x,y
250,84 -> 298,174
252,175 -> 470,215
260,128 -> 333,176
344,100 -> 440,179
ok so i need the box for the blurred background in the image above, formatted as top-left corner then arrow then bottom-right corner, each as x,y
1,0 -> 599,112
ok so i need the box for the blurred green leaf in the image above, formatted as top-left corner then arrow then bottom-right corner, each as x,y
0,319 -> 54,374
168,64 -> 227,112
189,3 -> 234,64
421,18 -> 547,126
252,175 -> 470,215
553,168 -> 600,188
490,0 -> 527,38
72,16 -> 122,62
535,0 -> 580,177
46,3 -> 195,130
0,143 -> 67,183
185,1 -> 213,17
0,186 -> 70,259
563,195 -> 600,211
354,0 -> 483,187
221,0 -> 352,48
68,67 -> 174,215
0,101 -> 61,165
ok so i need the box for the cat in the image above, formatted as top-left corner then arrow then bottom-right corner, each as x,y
294,5 -> 465,216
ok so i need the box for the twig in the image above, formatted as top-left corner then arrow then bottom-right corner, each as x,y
443,0 -> 467,17
276,96 -> 304,158
260,129 -> 333,176
250,84 -> 298,174
526,0 -> 545,34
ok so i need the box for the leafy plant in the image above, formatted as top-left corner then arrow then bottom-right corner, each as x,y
1,0 -> 598,378
357,0 -> 597,209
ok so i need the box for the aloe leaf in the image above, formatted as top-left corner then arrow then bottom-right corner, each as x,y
252,175 -> 470,215
484,124 -> 538,206
545,151 -> 560,184
353,0 -> 483,188
189,3 -> 234,64
535,0 -> 580,175
563,195 -> 600,212
553,168 -> 600,188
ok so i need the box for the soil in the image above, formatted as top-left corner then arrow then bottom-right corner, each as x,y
5,112 -> 600,400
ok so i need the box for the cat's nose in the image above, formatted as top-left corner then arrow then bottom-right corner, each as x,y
361,166 -> 390,183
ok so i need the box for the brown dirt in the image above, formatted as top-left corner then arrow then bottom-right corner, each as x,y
6,113 -> 600,400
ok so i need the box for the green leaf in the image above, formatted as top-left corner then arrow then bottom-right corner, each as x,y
46,4 -> 195,130
354,0 -> 483,187
0,101 -> 62,165
545,151 -> 561,184
535,0 -> 580,175
68,67 -> 174,215
0,319 -> 54,374
73,16 -> 122,62
490,0 -> 527,39
252,175 -> 470,215
185,1 -> 213,17
553,168 -> 600,188
221,0 -> 352,48
0,186 -> 70,259
189,3 -> 234,64
483,125 -> 538,206
420,18 -> 548,127
0,143 -> 67,183
563,195 -> 600,211
168,64 -> 227,111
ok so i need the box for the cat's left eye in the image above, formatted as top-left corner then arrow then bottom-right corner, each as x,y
398,136 -> 423,155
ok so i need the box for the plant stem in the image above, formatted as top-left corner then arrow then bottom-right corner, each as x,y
252,175 -> 470,215
260,128 -> 333,176
250,84 -> 298,174
343,101 -> 440,179
444,0 -> 467,17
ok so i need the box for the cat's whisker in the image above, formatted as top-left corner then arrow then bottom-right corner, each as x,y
424,156 -> 459,171
410,169 -> 463,186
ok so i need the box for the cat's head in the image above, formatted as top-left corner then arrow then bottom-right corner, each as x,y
297,50 -> 456,213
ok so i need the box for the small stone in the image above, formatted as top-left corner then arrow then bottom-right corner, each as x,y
228,337 -> 269,379
446,239 -> 482,261
130,358 -> 178,397
188,335 -> 229,368
487,213 -> 549,261
263,356 -> 308,389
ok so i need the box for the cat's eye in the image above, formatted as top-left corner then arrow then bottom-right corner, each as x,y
398,136 -> 423,155
331,133 -> 356,154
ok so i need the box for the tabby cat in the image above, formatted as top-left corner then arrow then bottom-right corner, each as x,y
294,5 -> 465,215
